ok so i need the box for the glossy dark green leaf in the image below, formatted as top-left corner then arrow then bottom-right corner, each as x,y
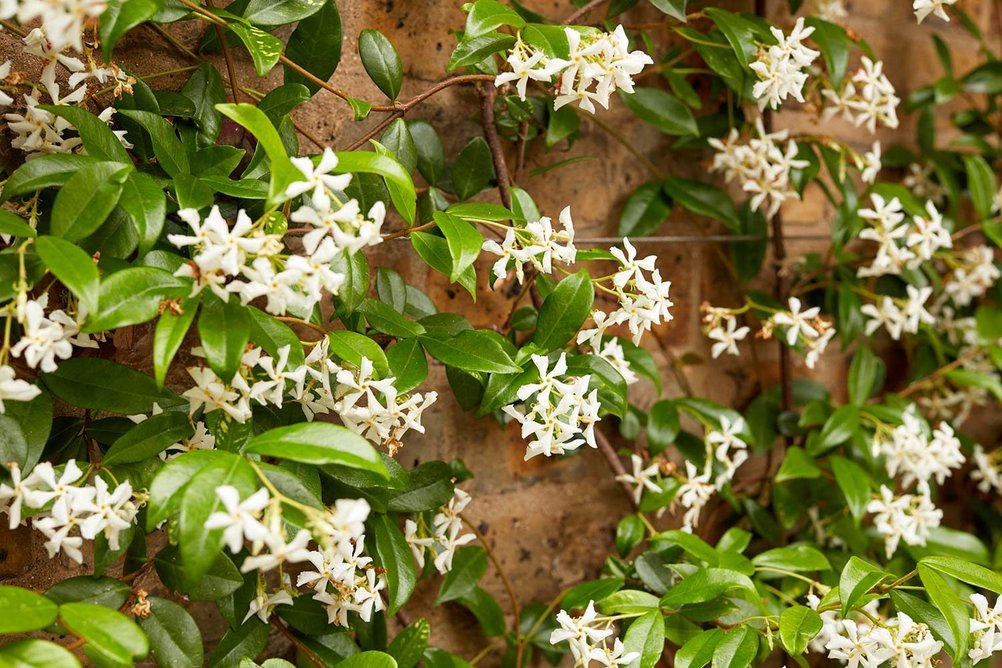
244,423 -> 388,476
839,557 -> 890,616
465,0 -> 525,37
87,266 -> 188,332
0,586 -> 59,633
779,606 -> 822,657
181,63 -> 226,144
40,105 -> 131,164
42,358 -> 182,414
359,29 -> 403,100
436,546 -> 487,604
153,297 -> 199,388
649,0 -> 687,21
371,515 -> 417,615
386,339 -> 428,393
140,596 -> 203,668
830,456 -> 870,523
217,104 -> 299,206
411,231 -> 477,298
359,298 -> 425,338
457,588 -> 505,636
59,603 -> 148,665
49,162 -> 130,241
619,181 -> 671,237
0,640 -> 80,667
805,18 -> 852,85
284,0 -> 342,94
100,0 -> 162,60
118,109 -> 190,177
103,412 -> 193,465
620,88 -> 698,136
328,329 -> 390,377
154,544 -> 244,601
198,294 -> 251,381
420,330 -> 520,374
206,619 -> 268,668
0,154 -> 98,202
434,211 -> 482,281
447,31 -> 516,71
451,137 -> 494,200
34,236 -> 99,315
623,610 -> 665,668
227,20 -> 284,77
243,0 -> 325,25
408,120 -> 445,185
532,270 -> 594,351
663,177 -> 739,231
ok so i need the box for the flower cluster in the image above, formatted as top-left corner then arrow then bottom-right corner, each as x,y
206,486 -> 385,626
405,488 -> 475,574
183,344 -> 436,454
871,407 -> 964,492
822,57 -> 900,133
972,446 -> 1002,495
811,0 -> 848,22
482,206 -> 576,285
856,195 -> 951,278
818,603 -> 943,668
969,593 -> 1002,662
671,462 -> 715,533
502,353 -> 600,460
496,26 -> 653,113
0,461 -> 143,563
944,245 -> 1000,307
4,28 -> 133,158
708,119 -> 808,219
861,286 -> 935,341
865,485 -> 942,558
763,297 -> 836,369
615,454 -> 662,505
549,600 -> 639,668
579,238 -> 674,346
11,295 -> 97,373
128,404 -> 216,461
750,18 -> 820,110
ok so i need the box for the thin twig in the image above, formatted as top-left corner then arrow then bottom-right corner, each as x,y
476,83 -> 513,209
652,334 -> 694,397
272,615 -> 325,668
562,0 -> 611,24
898,347 -> 986,398
579,109 -> 664,178
595,429 -> 639,510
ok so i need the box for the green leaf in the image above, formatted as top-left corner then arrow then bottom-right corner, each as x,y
34,236 -> 99,315
244,423 -> 388,476
39,105 -> 131,164
919,556 -> 1002,593
118,109 -> 190,177
0,640 -> 81,668
49,162 -> 130,241
386,339 -> 428,392
154,544 -> 244,601
947,368 -> 1002,402
847,346 -> 883,404
408,121 -> 445,185
120,171 -> 168,256
620,88 -> 698,136
619,181 -> 671,237
226,20 -> 284,77
380,118 -> 417,174
420,330 -> 520,374
0,209 -> 35,238
711,627 -> 757,668
831,456 -> 870,523
623,610 -> 664,668
703,8 -> 769,68
434,211 -> 482,281
217,103 -> 299,206
87,266 -> 188,332
2,391 -> 52,473
99,0 -> 162,60
359,298 -> 425,339
46,576 -> 130,609
963,154 -> 997,220
659,569 -> 756,607
532,270 -> 594,351
103,412 -> 193,465
359,29 -> 403,100
817,404 -> 859,450
243,0 -> 325,25
334,150 -> 417,225
386,461 -> 455,512
0,154 -> 98,202
198,295 -> 251,381
774,447 -> 821,482
154,297 -> 199,388
178,454 -> 257,585
451,137 -> 494,200
562,579 -> 625,611
437,546 -> 488,604
388,619 -> 431,668
328,329 -> 390,377
335,652 -> 399,668
146,451 -> 223,530
411,231 -> 477,298
465,0 -> 526,37
650,530 -> 719,565
598,589 -> 661,614
42,358 -> 181,414
370,515 -> 417,615
457,588 -> 505,636
804,18 -> 851,85
447,32 -> 516,71
649,0 -> 687,22
0,586 -> 59,633
838,557 -> 890,616
647,400 -> 680,451
675,629 -> 722,668
918,564 -> 970,663
181,63 -> 226,144
206,620 -> 268,668
663,177 -> 739,231
889,590 -> 956,657
247,307 -> 304,367
753,545 -> 830,572
284,0 -> 342,95
59,603 -> 148,665
779,606 -> 822,656
140,596 -> 203,668
616,515 -> 645,557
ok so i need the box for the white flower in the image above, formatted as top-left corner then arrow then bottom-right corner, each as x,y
204,486 -> 271,553
823,58 -> 900,133
10,296 -> 75,373
969,593 -> 1002,663
913,0 -> 956,23
550,601 -> 613,663
286,148 -> 352,209
244,575 -> 294,624
708,317 -> 750,358
589,638 -> 640,668
825,619 -> 895,668
610,238 -> 657,289
495,43 -> 564,100
76,478 -> 137,550
0,365 -> 41,413
483,207 -> 576,284
615,454 -> 661,504
860,141 -> 881,184
240,529 -> 314,573
673,461 -> 715,532
772,297 -> 820,346
866,486 -> 942,558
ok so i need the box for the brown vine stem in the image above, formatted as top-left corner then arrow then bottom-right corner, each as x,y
460,515 -> 522,666
272,615 -> 325,668
562,0 -> 611,24
476,83 -> 513,209
275,316 -> 327,336
652,334 -> 694,397
595,429 -> 640,511
205,0 -> 241,104
898,346 -> 986,398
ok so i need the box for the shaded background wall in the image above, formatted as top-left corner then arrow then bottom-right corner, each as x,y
1,0 -> 1000,662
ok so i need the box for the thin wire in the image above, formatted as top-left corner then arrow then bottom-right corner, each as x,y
384,233 -> 833,244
